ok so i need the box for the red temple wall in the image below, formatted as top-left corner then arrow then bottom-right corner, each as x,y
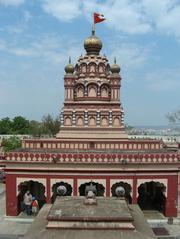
6,174 -> 18,216
5,171 -> 178,217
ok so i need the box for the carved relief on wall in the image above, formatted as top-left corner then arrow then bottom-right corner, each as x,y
88,84 -> 97,97
81,64 -> 86,73
101,85 -> 108,97
101,117 -> 108,127
77,117 -> 84,126
113,117 -> 120,126
89,63 -> 96,73
89,116 -> 96,127
64,117 -> 72,126
76,85 -> 84,98
99,64 -> 104,73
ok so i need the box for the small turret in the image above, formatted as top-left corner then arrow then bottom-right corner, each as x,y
64,57 -> 74,74
110,57 -> 120,74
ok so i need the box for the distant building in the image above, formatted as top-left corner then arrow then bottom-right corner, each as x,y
129,134 -> 180,143
0,135 -> 31,140
1,27 -> 179,217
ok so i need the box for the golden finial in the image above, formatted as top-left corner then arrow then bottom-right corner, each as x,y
84,24 -> 102,55
111,57 -> 120,73
65,56 -> 74,74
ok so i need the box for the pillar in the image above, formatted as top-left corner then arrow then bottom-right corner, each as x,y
73,178 -> 78,196
46,177 -> 51,203
165,174 -> 178,217
132,177 -> 137,204
6,173 -> 18,216
106,178 -> 110,197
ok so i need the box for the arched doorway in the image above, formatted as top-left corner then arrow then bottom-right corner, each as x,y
137,181 -> 166,213
51,181 -> 72,203
18,180 -> 46,214
111,182 -> 132,204
79,181 -> 105,196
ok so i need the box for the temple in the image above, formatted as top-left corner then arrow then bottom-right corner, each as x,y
56,27 -> 126,140
3,28 -> 180,217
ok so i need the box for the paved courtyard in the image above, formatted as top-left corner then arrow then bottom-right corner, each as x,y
0,183 -> 180,238
0,183 -> 33,239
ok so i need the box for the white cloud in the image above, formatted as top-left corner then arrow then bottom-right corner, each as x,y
0,39 -> 6,50
2,10 -> 32,35
145,67 -> 180,91
0,0 -> 25,6
109,42 -> 149,72
40,0 -> 180,38
0,36 -> 58,61
142,0 -> 180,37
42,0 -> 81,22
0,33 -> 82,66
23,10 -> 32,22
6,25 -> 24,34
83,0 -> 152,34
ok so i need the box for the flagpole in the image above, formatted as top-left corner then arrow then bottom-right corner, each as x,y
92,23 -> 95,35
92,12 -> 95,35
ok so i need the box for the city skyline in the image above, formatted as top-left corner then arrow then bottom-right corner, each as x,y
0,0 -> 180,126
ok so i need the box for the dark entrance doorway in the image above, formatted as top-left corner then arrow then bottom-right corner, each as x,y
79,181 -> 105,196
111,181 -> 132,204
137,181 -> 166,213
18,180 -> 46,214
51,181 -> 72,203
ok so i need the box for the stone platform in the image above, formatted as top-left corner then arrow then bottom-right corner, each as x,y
47,196 -> 134,230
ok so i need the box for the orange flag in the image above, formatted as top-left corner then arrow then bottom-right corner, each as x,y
94,13 -> 105,24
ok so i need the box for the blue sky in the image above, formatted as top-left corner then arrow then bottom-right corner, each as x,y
0,0 -> 180,126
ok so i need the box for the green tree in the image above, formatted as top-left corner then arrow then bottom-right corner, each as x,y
29,120 -> 44,137
167,110 -> 180,124
1,136 -> 21,152
0,117 -> 12,134
0,114 -> 60,136
41,114 -> 60,137
12,116 -> 30,134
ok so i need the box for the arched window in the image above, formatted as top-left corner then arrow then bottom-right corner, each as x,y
137,181 -> 166,214
18,180 -> 46,214
77,117 -> 84,126
113,117 -> 120,126
101,85 -> 108,97
89,117 -> 96,126
111,181 -> 132,204
79,181 -> 105,196
76,86 -> 84,97
51,181 -> 72,203
64,117 -> 71,126
101,117 -> 108,126
88,84 -> 97,97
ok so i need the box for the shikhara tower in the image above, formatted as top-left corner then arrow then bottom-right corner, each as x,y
2,28 -> 179,218
56,28 -> 127,140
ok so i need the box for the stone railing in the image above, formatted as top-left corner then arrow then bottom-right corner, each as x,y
5,152 -> 180,164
